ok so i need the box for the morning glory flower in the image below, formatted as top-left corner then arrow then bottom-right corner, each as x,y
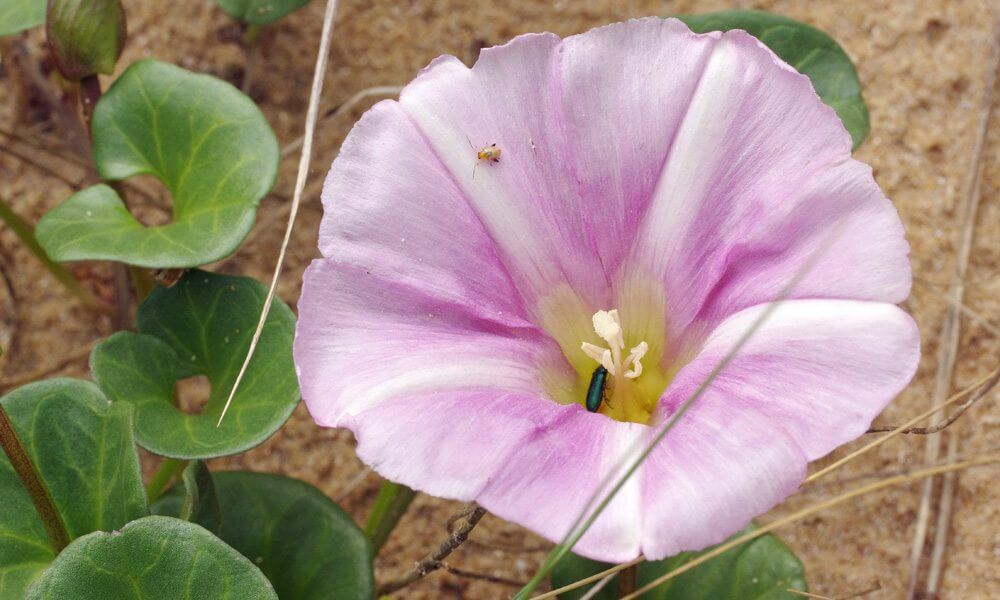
294,17 -> 920,562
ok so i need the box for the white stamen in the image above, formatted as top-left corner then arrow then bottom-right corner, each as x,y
592,309 -> 624,350
580,309 -> 647,382
624,341 -> 648,379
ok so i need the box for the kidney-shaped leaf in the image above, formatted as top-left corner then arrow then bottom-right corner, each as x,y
35,59 -> 279,268
26,516 -> 277,599
91,270 -> 299,459
678,10 -> 869,149
0,0 -> 44,36
216,0 -> 310,25
153,471 -> 374,600
0,379 -> 147,598
551,524 -> 807,600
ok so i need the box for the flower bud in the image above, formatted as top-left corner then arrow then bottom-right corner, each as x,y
46,0 -> 126,81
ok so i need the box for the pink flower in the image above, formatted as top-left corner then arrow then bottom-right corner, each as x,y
294,18 -> 919,562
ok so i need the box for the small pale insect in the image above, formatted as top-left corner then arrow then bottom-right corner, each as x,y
476,143 -> 502,163
467,136 -> 501,178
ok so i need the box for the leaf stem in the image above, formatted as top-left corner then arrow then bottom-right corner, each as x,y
0,197 -> 106,312
242,23 -> 262,45
364,479 -> 416,555
0,403 -> 69,552
145,457 -> 187,503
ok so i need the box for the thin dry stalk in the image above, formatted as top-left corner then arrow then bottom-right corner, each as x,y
618,455 -> 1000,600
788,581 -> 880,600
804,367 -> 998,484
914,278 -> 999,337
376,503 -> 487,596
866,366 -> 999,435
218,0 -> 341,425
538,454 -> 999,600
0,341 -> 98,392
280,85 -> 402,157
439,563 -> 526,588
910,23 -> 999,598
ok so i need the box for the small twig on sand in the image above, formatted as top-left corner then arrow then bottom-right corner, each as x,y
866,366 -> 999,434
439,563 -> 526,588
788,580 -> 881,599
376,503 -> 487,596
280,85 -> 402,158
0,341 -> 98,392
910,23 -> 999,599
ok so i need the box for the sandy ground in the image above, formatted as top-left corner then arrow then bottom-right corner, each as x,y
1,0 -> 998,598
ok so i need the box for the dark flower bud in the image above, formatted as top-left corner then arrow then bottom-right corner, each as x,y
46,0 -> 126,81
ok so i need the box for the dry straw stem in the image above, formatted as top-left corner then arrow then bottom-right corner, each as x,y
218,0 -> 341,425
865,365 -> 998,435
516,224 -> 847,600
0,341 -> 99,393
908,22 -> 999,598
280,85 -> 403,157
787,581 -> 881,600
914,278 -> 999,337
439,563 -> 527,588
607,454 -> 1000,600
804,366 -> 998,484
376,503 -> 487,596
533,314 -> 993,598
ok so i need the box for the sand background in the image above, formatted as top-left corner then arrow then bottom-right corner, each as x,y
1,0 -> 998,598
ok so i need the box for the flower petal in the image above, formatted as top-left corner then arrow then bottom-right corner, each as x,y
640,299 -> 919,558
399,33 -> 607,309
625,27 -> 911,341
295,259 -> 555,427
318,100 -> 532,330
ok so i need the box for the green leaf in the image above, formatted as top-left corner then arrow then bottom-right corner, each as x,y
153,472 -> 374,600
215,0 -> 311,25
90,269 -> 299,459
550,524 -> 807,600
677,10 -> 869,149
178,461 -> 221,533
0,379 -> 147,598
35,59 -> 279,268
26,516 -> 277,599
0,0 -> 44,37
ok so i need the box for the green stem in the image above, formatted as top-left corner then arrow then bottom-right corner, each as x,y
0,403 -> 69,552
364,480 -> 416,555
145,457 -> 187,503
0,197 -> 106,312
241,23 -> 262,45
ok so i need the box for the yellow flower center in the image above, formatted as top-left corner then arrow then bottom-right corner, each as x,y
535,276 -> 680,424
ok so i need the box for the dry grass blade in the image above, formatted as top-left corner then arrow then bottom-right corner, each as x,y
804,366 -> 998,484
516,223 -> 846,600
540,454 -> 999,600
866,366 -> 998,435
616,455 -> 1000,600
914,278 -> 999,337
280,85 -> 402,157
787,581 -> 880,600
0,341 -> 99,392
910,22 -> 999,597
579,573 -> 615,600
217,0 -> 341,426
